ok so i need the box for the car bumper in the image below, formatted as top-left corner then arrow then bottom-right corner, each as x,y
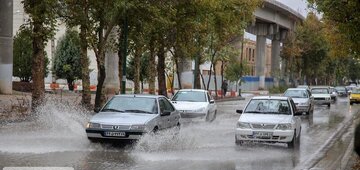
296,105 -> 310,112
235,129 -> 294,143
350,99 -> 360,103
180,112 -> 206,118
86,129 -> 144,140
313,100 -> 331,105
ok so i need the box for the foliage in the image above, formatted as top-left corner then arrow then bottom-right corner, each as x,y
53,29 -> 82,90
223,46 -> 250,82
126,52 -> 149,83
13,26 -> 49,82
269,85 -> 288,94
308,0 -> 360,56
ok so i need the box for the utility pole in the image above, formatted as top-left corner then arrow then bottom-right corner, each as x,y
121,1 -> 128,94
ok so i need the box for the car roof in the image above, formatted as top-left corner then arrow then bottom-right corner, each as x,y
311,86 -> 330,89
252,96 -> 289,100
113,94 -> 165,99
286,88 -> 307,91
177,89 -> 208,92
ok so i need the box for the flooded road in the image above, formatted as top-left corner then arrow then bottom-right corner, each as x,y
0,97 -> 356,170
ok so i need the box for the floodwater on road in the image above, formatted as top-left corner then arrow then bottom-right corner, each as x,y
0,97 -> 356,170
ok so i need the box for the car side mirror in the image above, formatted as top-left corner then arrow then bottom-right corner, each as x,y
294,111 -> 303,116
236,110 -> 243,114
94,107 -> 101,113
161,110 -> 171,116
210,100 -> 215,104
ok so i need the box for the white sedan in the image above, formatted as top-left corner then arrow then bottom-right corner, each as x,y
171,89 -> 217,122
235,96 -> 302,148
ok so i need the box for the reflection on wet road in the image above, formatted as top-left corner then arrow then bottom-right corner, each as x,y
0,97 -> 357,170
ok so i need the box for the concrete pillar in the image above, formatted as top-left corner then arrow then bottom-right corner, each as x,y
178,59 -> 193,89
271,37 -> 281,87
0,0 -> 13,94
255,35 -> 266,89
104,51 -> 120,94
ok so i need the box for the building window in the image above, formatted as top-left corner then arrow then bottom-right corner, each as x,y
248,48 -> 251,61
252,49 -> 255,61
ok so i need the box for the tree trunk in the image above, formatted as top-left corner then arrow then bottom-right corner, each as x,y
118,28 -> 124,93
213,62 -> 218,98
31,21 -> 45,111
157,43 -> 167,97
221,60 -> 224,83
134,44 -> 141,94
174,53 -> 182,89
148,37 -> 156,94
94,50 -> 106,110
67,79 -> 74,91
206,51 -> 217,90
79,24 -> 91,107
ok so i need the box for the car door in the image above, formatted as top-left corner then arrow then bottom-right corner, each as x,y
158,98 -> 170,129
161,97 -> 179,127
290,99 -> 301,137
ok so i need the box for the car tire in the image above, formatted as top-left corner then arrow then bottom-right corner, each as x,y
327,103 -> 331,108
351,102 -> 354,105
287,132 -> 297,149
211,110 -> 217,122
205,111 -> 211,122
235,137 -> 243,145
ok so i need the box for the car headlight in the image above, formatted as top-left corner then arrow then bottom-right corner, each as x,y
193,107 -> 206,113
276,123 -> 292,130
86,122 -> 100,129
130,124 -> 146,131
236,122 -> 251,129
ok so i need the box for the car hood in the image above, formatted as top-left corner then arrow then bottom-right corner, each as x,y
171,101 -> 208,110
292,98 -> 308,104
90,112 -> 157,125
239,113 -> 293,124
312,94 -> 331,98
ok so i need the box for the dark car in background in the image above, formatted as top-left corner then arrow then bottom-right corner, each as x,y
335,86 -> 348,97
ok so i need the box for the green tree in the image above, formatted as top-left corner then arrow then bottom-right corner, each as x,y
53,29 -> 82,91
13,26 -> 50,82
62,0 -> 92,107
308,0 -> 360,55
23,0 -> 59,110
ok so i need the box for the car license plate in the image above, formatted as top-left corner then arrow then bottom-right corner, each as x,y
104,131 -> 126,137
253,131 -> 272,137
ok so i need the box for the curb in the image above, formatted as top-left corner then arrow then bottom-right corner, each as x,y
294,113 -> 355,170
215,97 -> 246,103
340,136 -> 354,170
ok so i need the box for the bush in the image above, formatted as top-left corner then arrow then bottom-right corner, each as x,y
269,85 -> 288,94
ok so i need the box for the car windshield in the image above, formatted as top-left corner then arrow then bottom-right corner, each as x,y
172,91 -> 206,102
101,96 -> 158,114
352,89 -> 360,94
244,99 -> 291,115
311,88 -> 329,94
284,90 -> 308,98
335,87 -> 346,91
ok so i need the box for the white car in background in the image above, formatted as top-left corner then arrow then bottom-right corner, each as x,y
283,88 -> 314,115
311,86 -> 332,107
235,96 -> 302,148
171,89 -> 217,122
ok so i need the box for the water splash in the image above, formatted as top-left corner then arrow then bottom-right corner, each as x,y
0,95 -> 94,154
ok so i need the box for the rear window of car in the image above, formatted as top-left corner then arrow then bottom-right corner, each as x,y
284,90 -> 308,98
172,91 -> 207,102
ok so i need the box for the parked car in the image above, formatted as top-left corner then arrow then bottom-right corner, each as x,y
171,89 -> 217,122
350,88 -> 360,105
86,94 -> 181,141
235,96 -> 302,148
329,87 -> 338,102
311,86 -> 331,107
283,88 -> 314,115
335,86 -> 348,97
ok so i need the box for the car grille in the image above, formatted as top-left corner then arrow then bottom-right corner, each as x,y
101,124 -> 131,130
251,123 -> 276,129
314,98 -> 325,100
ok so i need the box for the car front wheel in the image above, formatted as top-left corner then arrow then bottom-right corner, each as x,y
287,132 -> 299,149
